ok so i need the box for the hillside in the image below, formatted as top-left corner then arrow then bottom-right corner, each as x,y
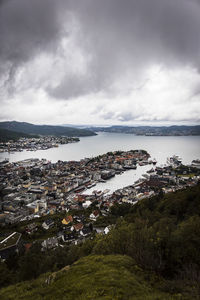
0,128 -> 39,142
88,125 -> 200,136
0,185 -> 199,299
0,121 -> 97,137
0,255 -> 176,300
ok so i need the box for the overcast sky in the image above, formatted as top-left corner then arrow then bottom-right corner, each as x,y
0,0 -> 200,125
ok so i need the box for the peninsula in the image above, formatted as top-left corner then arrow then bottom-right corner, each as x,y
0,121 -> 96,153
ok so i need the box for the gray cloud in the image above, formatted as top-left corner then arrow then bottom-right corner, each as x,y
0,0 -> 200,124
1,0 -> 200,98
49,0 -> 200,99
0,0 -> 70,93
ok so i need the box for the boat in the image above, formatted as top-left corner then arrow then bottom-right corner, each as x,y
116,170 -> 123,174
74,186 -> 86,193
139,161 -> 147,166
191,159 -> 200,169
148,159 -> 157,164
103,189 -> 110,194
124,165 -> 133,169
152,158 -> 157,165
147,168 -> 155,173
0,158 -> 9,164
93,190 -> 103,196
87,182 -> 96,189
142,174 -> 150,179
134,178 -> 145,184
167,155 -> 182,166
98,179 -> 106,183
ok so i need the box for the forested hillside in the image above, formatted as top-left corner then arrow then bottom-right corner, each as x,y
0,184 -> 200,299
0,128 -> 38,142
0,121 -> 96,137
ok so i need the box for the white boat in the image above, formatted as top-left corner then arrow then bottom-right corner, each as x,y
167,155 -> 182,166
152,158 -> 157,165
103,189 -> 110,194
87,182 -> 96,189
142,174 -> 150,179
191,159 -> 200,169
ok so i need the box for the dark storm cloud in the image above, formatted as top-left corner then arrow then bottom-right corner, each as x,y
49,0 -> 200,99
0,0 -> 70,90
0,0 -> 200,100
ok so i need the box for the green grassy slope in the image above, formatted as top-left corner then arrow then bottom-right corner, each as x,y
0,255 -> 176,300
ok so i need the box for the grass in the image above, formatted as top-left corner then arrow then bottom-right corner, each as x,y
0,255 -> 187,300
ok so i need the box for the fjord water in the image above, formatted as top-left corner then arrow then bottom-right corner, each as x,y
0,132 -> 200,164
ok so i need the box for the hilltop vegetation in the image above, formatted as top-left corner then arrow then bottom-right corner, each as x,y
0,184 -> 200,298
0,128 -> 39,142
0,121 -> 97,137
0,255 -> 182,300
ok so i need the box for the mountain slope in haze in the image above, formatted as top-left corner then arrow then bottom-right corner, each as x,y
0,255 -> 173,300
0,121 -> 97,137
0,128 -> 39,142
88,125 -> 200,135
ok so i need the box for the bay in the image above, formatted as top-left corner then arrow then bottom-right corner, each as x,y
1,132 -> 199,165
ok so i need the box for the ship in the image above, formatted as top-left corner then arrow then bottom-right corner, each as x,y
167,155 -> 182,166
0,158 -> 9,164
142,174 -> 150,179
139,161 -> 149,166
191,159 -> 200,169
152,158 -> 157,165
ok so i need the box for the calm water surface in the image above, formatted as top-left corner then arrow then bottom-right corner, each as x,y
1,132 -> 199,164
1,133 -> 199,193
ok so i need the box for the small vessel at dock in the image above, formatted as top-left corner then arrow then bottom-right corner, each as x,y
152,158 -> 157,165
167,155 -> 182,166
191,159 -> 200,169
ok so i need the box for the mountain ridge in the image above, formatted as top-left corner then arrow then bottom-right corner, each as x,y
0,121 -> 97,137
86,125 -> 200,135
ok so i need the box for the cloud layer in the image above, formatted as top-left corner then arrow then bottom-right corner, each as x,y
0,0 -> 200,124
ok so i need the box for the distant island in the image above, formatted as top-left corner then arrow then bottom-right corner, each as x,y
0,121 -> 97,142
87,125 -> 200,136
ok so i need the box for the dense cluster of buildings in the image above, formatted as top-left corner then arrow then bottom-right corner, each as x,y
0,150 -> 148,222
0,136 -> 79,153
0,150 -> 199,258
